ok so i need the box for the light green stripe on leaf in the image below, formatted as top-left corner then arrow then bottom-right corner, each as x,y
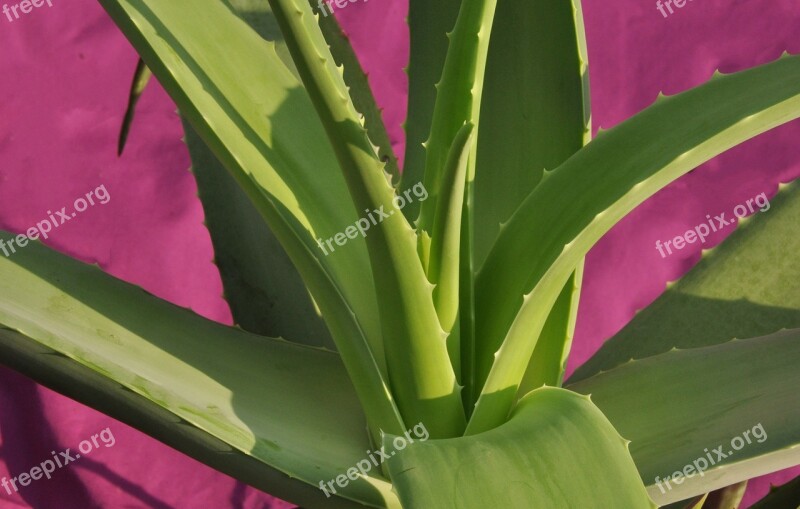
98,0 -> 404,437
0,235 -> 398,509
568,330 -> 800,505
570,178 -> 800,382
469,53 -> 800,434
266,0 -> 465,437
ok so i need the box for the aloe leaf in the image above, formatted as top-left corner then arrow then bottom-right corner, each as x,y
749,476 -> 800,508
117,58 -> 152,156
426,123 -> 474,381
570,179 -> 800,382
416,0 -> 498,233
187,1 -> 391,347
266,0 -> 464,437
471,0 -> 590,400
407,0 -> 497,410
400,0 -> 462,220
315,7 -> 401,183
458,190 -> 476,410
468,53 -> 800,434
428,123 -> 474,333
185,119 -> 333,347
0,236 -> 398,509
384,387 -> 655,509
472,0 -> 590,267
517,268 -> 582,395
98,0 -> 404,438
567,330 -> 800,505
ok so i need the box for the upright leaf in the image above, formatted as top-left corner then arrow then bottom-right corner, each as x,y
467,0 -> 591,406
266,0 -> 465,437
416,0 -> 498,234
315,2 -> 401,183
472,0 -> 590,267
117,58 -> 152,156
401,0 -> 462,219
428,123 -> 474,333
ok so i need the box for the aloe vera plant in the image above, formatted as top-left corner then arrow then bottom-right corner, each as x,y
1,0 -> 799,508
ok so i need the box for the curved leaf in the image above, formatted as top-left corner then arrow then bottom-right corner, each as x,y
0,235 -> 399,508
98,0 -> 405,437
469,53 -> 800,434
185,118 -> 333,347
567,330 -> 800,505
570,178 -> 800,382
266,0 -> 465,437
385,387 -> 655,509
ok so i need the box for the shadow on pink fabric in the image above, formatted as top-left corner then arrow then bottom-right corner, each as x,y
0,0 -> 797,507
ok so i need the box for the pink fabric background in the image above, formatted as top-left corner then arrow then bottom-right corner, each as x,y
0,0 -> 797,507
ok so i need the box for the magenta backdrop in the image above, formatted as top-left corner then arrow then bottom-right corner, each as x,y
0,0 -> 797,507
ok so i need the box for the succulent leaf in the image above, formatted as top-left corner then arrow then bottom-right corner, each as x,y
266,0 -> 465,437
469,53 -> 800,434
568,330 -> 800,505
98,0 -> 404,438
385,387 -> 655,509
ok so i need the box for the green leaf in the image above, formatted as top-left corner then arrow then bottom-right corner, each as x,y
98,0 -> 404,438
469,53 -> 800,434
749,476 -> 800,509
428,122 -> 474,333
266,0 -> 464,437
427,123 -> 475,381
570,179 -> 800,382
400,0 -> 462,220
567,330 -> 800,505
384,387 -> 655,509
315,5 -> 401,184
416,0 -> 497,233
407,0 -> 499,411
472,0 -> 590,267
0,236 -> 398,509
117,58 -> 152,156
188,1 -> 394,347
470,0 -> 590,401
184,119 -> 333,347
517,268 -> 582,394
